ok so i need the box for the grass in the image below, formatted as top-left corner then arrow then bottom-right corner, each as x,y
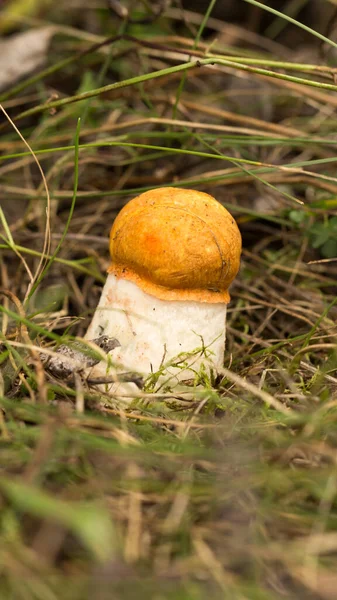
1,0 -> 337,598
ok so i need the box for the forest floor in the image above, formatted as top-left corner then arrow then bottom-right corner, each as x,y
1,1 -> 337,599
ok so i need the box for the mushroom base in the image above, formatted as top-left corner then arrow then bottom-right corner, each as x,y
85,274 -> 227,390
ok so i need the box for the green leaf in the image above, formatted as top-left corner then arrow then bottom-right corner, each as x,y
321,239 -> 337,258
289,209 -> 306,224
28,282 -> 69,314
311,228 -> 330,248
0,477 -> 117,563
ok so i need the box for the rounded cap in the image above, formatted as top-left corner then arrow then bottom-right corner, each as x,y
108,187 -> 241,303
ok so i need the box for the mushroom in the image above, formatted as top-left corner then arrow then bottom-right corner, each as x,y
86,187 -> 241,388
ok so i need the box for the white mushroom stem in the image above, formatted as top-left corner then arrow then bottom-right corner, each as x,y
86,274 -> 227,384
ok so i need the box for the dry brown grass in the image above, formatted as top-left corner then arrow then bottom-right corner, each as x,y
1,1 -> 337,598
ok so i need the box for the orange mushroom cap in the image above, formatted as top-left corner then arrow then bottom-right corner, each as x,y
108,187 -> 242,303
